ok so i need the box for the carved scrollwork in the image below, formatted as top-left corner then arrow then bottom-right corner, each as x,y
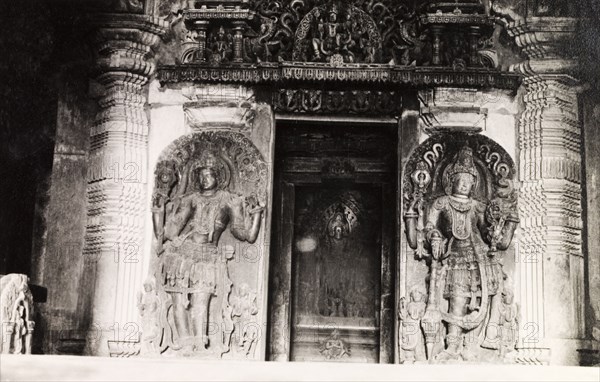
272,88 -> 402,116
158,0 -> 503,70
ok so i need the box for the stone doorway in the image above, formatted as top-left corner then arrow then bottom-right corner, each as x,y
268,121 -> 398,363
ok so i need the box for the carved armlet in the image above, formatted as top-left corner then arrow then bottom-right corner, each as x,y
505,215 -> 520,223
404,210 -> 419,219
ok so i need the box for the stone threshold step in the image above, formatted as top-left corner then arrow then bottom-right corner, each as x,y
1,355 -> 598,382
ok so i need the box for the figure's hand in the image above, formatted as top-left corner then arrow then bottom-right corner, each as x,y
153,194 -> 166,209
221,244 -> 235,260
427,229 -> 446,260
245,195 -> 265,215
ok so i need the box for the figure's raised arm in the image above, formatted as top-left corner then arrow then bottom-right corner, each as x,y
228,194 -> 264,243
164,195 -> 193,241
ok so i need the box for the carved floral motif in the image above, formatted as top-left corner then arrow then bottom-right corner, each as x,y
160,0 -> 503,70
272,89 -> 402,116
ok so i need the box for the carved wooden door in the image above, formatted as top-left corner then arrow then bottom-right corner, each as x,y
290,185 -> 382,362
268,123 -> 397,363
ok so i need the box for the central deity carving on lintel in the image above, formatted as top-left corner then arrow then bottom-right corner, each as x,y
139,131 -> 268,358
292,1 -> 382,65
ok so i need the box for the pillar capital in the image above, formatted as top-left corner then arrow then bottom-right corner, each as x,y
87,13 -> 168,82
505,17 -> 580,79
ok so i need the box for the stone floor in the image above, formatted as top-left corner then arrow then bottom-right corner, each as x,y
1,355 -> 599,381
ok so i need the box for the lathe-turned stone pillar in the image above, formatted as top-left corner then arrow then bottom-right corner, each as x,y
83,13 -> 167,357
508,17 -> 585,365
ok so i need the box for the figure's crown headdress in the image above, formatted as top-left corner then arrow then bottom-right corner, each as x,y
447,146 -> 478,179
197,150 -> 219,170
189,148 -> 231,191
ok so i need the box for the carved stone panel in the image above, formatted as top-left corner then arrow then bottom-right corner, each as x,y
401,132 -> 519,364
0,274 -> 35,354
140,130 -> 272,360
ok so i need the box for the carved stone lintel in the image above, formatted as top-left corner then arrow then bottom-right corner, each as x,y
273,89 -> 402,117
184,2 -> 255,21
158,64 -> 521,89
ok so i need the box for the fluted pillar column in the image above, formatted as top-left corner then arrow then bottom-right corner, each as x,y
83,13 -> 167,356
508,17 -> 585,365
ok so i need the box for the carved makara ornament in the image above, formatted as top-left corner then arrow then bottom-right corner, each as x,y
142,132 -> 267,358
403,135 -> 519,363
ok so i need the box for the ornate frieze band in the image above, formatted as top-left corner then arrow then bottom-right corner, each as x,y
272,89 -> 402,116
157,63 -> 520,89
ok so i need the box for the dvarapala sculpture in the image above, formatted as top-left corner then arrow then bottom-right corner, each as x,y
402,134 -> 519,363
141,131 -> 268,358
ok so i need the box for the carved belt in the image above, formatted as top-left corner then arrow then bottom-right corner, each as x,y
164,285 -> 214,294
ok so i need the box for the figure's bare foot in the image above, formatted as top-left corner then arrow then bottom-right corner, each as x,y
461,348 -> 478,362
181,345 -> 194,356
434,349 -> 461,362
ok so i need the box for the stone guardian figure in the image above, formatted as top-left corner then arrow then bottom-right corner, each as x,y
404,143 -> 519,362
149,147 -> 264,355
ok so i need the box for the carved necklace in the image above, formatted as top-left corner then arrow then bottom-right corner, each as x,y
449,195 -> 472,240
192,191 -> 224,234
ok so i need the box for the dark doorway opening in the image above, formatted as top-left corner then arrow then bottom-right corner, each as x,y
268,120 -> 398,363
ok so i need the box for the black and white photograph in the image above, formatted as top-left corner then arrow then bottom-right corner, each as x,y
1,1 -> 599,381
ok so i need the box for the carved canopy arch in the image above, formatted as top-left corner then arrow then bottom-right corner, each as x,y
154,131 -> 269,203
152,0 -> 521,70
403,132 -> 517,209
